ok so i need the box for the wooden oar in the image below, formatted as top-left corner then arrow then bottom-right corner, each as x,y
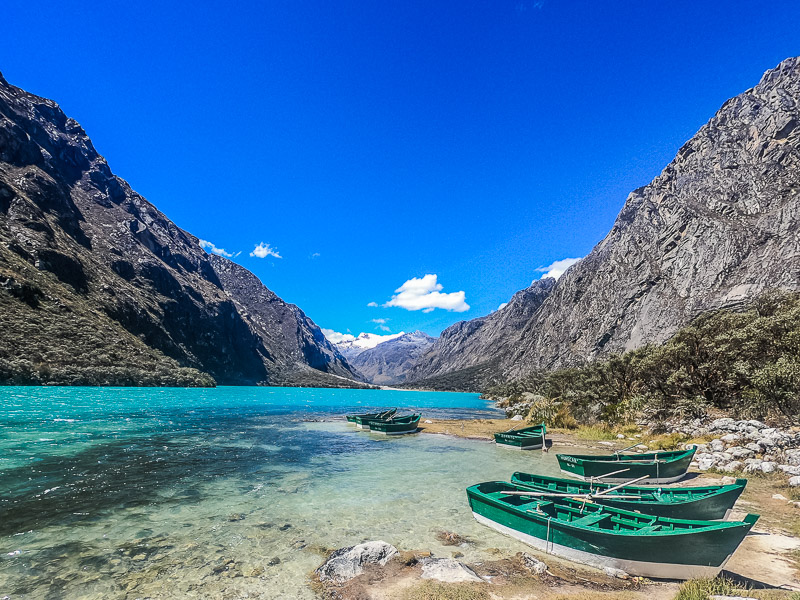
592,475 -> 650,496
614,442 -> 643,454
588,468 -> 630,482
500,490 -> 643,499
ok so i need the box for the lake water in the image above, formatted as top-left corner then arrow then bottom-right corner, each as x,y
0,386 -> 564,599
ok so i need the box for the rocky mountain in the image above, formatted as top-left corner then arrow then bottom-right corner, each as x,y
409,56 -> 800,389
408,278 -> 555,381
333,332 -> 405,362
349,331 -> 435,385
0,71 -> 360,387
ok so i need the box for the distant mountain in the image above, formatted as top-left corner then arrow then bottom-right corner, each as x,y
408,56 -> 800,390
408,279 -> 555,383
349,331 -> 436,385
0,72 -> 361,387
333,332 -> 405,362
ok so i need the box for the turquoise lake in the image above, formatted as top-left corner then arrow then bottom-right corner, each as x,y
0,386 -> 565,599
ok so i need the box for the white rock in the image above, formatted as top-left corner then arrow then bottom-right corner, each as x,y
710,418 -> 736,431
599,441 -> 615,447
424,420 -> 433,424
510,415 -> 524,421
420,558 -> 482,583
773,493 -> 789,501
710,439 -> 725,452
316,541 -> 398,583
779,465 -> 800,476
745,443 -> 762,453
720,476 -> 737,485
789,476 -> 800,487
709,595 -> 758,600
720,433 -> 741,444
747,420 -> 767,429
760,461 -> 777,474
635,444 -> 649,450
760,428 -> 777,437
743,463 -> 762,474
617,434 -> 625,439
784,449 -> 800,466
722,461 -> 743,473
698,458 -> 715,471
520,553 -> 547,575
728,446 -> 754,459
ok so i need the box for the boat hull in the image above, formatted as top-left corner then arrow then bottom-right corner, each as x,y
510,473 -> 746,520
557,449 -> 695,484
472,512 -> 725,579
370,416 -> 421,435
466,482 -> 755,580
494,423 -> 546,450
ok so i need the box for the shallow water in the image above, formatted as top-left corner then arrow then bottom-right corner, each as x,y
0,387 -> 564,599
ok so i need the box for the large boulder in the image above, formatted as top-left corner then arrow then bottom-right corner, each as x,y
316,541 -> 398,583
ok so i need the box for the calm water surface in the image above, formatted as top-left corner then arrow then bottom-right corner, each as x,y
0,386 -> 564,599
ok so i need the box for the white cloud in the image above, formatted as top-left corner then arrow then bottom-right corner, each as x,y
383,274 -> 469,313
250,242 -> 282,259
372,318 -> 388,324
199,239 -> 239,258
367,301 -> 379,307
310,252 -> 321,259
321,328 -> 355,344
535,257 -> 582,280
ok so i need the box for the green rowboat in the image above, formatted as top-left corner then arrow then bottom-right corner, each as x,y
510,472 -> 747,520
467,480 -> 758,579
352,410 -> 400,429
368,414 -> 421,435
346,408 -> 397,426
494,423 -> 546,450
557,448 -> 696,484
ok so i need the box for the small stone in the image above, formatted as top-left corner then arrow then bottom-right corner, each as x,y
722,461 -> 743,473
760,461 -> 777,473
132,554 -> 146,561
721,476 -> 737,485
248,566 -> 264,577
279,524 -> 292,531
424,420 -> 433,424
520,552 -> 548,575
710,439 -> 725,452
779,465 -> 800,475
599,441 -> 615,446
452,551 -> 464,558
228,513 -> 246,522
698,458 -> 715,471
635,444 -> 649,450
420,558 -> 482,583
773,493 -> 789,501
617,434 -> 625,439
788,476 -> 800,487
511,415 -> 524,421
268,557 -> 281,566
720,433 -> 741,444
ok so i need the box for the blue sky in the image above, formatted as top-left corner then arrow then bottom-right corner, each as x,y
4,1 -> 800,340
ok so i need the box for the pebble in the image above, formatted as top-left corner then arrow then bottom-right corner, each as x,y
789,476 -> 800,487
772,493 -> 789,501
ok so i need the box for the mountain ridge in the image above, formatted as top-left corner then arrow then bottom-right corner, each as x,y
0,71 -> 361,387
407,56 -> 800,389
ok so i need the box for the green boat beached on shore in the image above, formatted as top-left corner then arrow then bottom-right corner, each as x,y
557,448 -> 696,484
347,408 -> 397,426
346,408 -> 397,422
510,472 -> 746,520
368,414 -> 421,435
494,423 -> 546,450
467,480 -> 758,579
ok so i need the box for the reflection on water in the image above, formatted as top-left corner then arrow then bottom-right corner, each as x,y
0,387 -> 562,599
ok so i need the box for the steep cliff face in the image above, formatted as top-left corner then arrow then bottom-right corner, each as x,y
409,56 -> 800,388
505,56 -> 800,377
0,72 -> 360,386
408,278 -> 555,381
349,331 -> 435,385
208,255 -> 359,386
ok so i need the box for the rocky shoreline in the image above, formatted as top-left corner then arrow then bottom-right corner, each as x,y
670,417 -> 800,485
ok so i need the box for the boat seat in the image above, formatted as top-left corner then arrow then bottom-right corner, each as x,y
571,512 -> 610,527
634,524 -> 662,534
